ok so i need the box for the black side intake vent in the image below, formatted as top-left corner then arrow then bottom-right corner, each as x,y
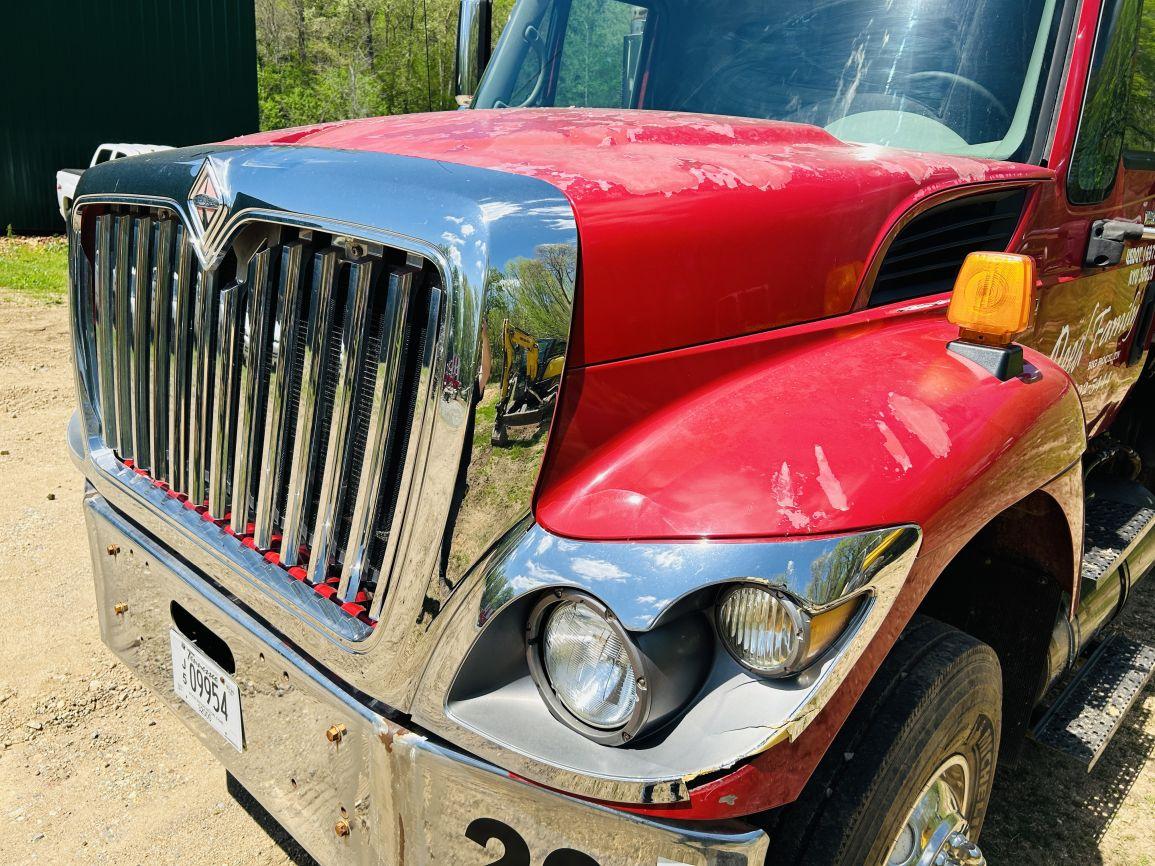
869,189 -> 1028,307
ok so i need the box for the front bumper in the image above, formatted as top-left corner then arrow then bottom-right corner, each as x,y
83,490 -> 768,866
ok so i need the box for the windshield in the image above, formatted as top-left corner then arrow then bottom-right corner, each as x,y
473,0 -> 1060,161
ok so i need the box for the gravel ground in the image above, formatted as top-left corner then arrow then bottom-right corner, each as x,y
0,294 -> 310,865
0,293 -> 1152,865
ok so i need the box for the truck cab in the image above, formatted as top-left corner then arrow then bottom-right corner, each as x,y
66,1 -> 1155,864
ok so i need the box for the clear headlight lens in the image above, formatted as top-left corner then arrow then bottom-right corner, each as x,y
717,585 -> 808,676
542,600 -> 638,729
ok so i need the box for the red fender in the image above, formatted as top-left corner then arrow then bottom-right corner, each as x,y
535,298 -> 1086,818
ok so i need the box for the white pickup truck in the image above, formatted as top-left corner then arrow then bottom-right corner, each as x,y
56,143 -> 171,221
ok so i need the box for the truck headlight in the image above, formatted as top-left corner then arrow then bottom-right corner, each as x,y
541,600 -> 638,729
717,584 -> 861,677
527,591 -> 710,745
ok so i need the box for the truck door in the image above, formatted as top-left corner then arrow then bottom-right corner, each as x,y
1020,0 -> 1155,435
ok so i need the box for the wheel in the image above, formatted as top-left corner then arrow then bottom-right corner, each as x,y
764,616 -> 1000,866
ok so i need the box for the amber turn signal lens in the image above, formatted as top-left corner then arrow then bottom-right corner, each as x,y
801,597 -> 862,668
947,252 -> 1036,344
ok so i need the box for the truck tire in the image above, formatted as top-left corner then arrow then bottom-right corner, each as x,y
763,616 -> 1001,866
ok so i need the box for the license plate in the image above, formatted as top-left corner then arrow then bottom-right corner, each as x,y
170,629 -> 244,751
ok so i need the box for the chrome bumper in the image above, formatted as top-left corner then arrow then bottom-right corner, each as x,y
83,491 -> 769,866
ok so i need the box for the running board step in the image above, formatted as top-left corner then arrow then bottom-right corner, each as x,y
1082,496 -> 1155,589
1032,634 -> 1155,770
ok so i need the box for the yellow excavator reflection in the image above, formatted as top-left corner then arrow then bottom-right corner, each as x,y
492,319 -> 566,446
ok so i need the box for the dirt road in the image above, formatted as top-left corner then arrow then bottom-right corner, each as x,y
0,293 -> 1152,865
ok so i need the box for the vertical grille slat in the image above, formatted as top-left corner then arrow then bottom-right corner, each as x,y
189,270 -> 217,505
280,248 -> 339,568
308,258 -> 374,587
209,283 -> 244,519
230,248 -> 273,534
78,205 -> 437,627
131,216 -> 153,472
93,215 -> 118,446
337,266 -> 413,603
149,219 -> 174,483
168,225 -> 193,493
254,241 -> 305,550
368,284 -> 441,623
112,216 -> 134,460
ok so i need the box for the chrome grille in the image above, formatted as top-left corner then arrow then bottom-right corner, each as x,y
76,204 -> 438,623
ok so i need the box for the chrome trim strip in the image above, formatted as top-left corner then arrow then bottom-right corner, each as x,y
253,241 -> 305,551
112,215 -> 133,460
479,525 -> 920,629
93,214 -> 117,446
230,247 -> 272,534
168,224 -> 193,493
69,222 -> 96,413
408,521 -> 922,804
307,258 -> 374,586
131,216 -> 153,472
209,282 -> 243,519
337,266 -> 413,603
149,218 -> 174,483
280,249 -> 338,567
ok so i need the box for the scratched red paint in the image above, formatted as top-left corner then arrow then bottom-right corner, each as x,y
233,108 -> 1051,366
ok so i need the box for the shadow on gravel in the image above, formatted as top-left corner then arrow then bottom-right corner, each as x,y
981,682 -> 1155,865
227,772 -> 319,866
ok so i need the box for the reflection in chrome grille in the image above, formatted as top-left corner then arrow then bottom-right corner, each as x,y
76,204 -> 439,623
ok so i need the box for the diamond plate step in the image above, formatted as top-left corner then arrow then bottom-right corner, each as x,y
1033,634 -> 1155,770
1082,497 -> 1155,588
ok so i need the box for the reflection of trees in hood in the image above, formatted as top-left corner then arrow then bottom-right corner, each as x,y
485,243 -> 576,377
480,565 -> 517,618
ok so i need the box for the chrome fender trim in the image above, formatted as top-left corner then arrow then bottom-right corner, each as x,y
410,520 -> 922,804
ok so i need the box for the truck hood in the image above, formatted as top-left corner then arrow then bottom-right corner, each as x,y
233,109 -> 1050,366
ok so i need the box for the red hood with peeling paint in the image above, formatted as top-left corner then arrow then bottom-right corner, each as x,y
232,109 -> 1051,366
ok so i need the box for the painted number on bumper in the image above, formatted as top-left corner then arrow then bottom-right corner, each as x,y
466,818 -> 598,865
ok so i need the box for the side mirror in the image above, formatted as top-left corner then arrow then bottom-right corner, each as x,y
456,0 -> 493,107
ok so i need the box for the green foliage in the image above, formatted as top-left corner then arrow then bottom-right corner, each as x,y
1070,0 -> 1140,196
1070,0 -> 1155,196
0,238 -> 69,304
554,0 -> 641,108
257,0 -> 458,128
256,0 -> 527,129
1126,0 -> 1155,150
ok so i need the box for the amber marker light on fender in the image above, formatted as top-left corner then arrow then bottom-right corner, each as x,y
946,252 -> 1037,381
947,251 -> 1036,345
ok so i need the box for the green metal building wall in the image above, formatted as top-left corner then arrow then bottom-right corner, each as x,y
1,0 -> 258,233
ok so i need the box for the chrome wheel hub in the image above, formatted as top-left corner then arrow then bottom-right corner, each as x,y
886,756 -> 987,866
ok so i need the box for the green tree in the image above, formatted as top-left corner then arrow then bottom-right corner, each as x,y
256,0 -> 524,129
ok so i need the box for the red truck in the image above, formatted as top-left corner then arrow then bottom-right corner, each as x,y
66,0 -> 1155,863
